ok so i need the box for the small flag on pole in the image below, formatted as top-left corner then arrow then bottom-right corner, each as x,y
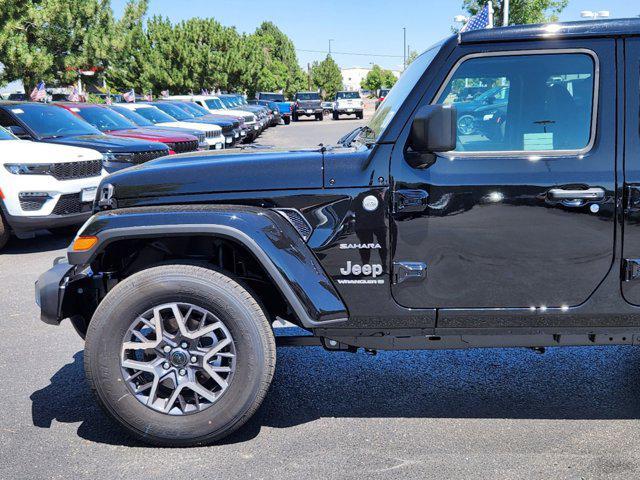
30,81 -> 47,102
144,91 -> 153,102
160,90 -> 169,98
67,86 -> 81,102
123,89 -> 136,103
105,92 -> 112,106
201,89 -> 209,96
460,2 -> 493,32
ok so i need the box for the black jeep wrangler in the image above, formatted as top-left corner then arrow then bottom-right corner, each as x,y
36,18 -> 640,446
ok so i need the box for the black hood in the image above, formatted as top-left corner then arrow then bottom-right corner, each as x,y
41,134 -> 167,153
104,147 -> 324,199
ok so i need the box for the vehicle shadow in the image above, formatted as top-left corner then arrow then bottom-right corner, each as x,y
3,233 -> 70,255
30,342 -> 640,447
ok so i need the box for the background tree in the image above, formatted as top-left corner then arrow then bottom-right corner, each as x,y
310,55 -> 343,99
0,0 -> 115,92
462,0 -> 569,26
406,48 -> 420,65
361,64 -> 397,91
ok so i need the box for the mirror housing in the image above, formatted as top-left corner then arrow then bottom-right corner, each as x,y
409,104 -> 457,154
8,125 -> 29,139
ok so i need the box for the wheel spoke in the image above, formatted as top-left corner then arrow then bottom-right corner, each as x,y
121,301 -> 236,416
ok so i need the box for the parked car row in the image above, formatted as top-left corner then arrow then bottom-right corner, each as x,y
0,93 -> 289,250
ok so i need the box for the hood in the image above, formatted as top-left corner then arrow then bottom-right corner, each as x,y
0,139 -> 102,163
104,147 -> 324,200
157,121 -> 220,133
106,128 -> 195,142
41,134 -> 168,153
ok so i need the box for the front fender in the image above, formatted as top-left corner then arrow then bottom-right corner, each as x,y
69,205 -> 348,327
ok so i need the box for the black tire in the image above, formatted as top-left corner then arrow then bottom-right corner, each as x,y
283,116 -> 291,125
84,264 -> 276,447
357,112 -> 364,120
333,112 -> 339,120
292,112 -> 298,122
0,213 -> 9,251
316,114 -> 323,121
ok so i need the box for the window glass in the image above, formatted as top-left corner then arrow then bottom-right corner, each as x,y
133,106 -> 176,124
205,98 -> 224,110
76,106 -> 135,132
436,52 -> 595,153
8,104 -> 99,138
0,126 -> 15,140
110,106 -> 155,126
152,102 -> 194,121
336,92 -> 360,100
297,92 -> 321,100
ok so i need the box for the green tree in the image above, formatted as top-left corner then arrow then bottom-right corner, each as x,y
406,48 -> 419,65
361,64 -> 397,91
0,0 -> 115,91
462,0 -> 568,26
310,55 -> 342,99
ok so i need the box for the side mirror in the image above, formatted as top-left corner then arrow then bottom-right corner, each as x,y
8,125 -> 29,138
409,104 -> 457,154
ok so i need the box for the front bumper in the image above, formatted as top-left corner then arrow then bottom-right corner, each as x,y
335,107 -> 363,115
7,211 -> 92,236
35,260 -> 77,325
295,108 -> 323,116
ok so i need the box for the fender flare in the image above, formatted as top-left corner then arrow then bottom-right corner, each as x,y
69,205 -> 348,327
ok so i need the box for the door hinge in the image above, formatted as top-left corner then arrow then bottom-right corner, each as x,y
623,259 -> 640,282
393,189 -> 428,213
393,261 -> 427,284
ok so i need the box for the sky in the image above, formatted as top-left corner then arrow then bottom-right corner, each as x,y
110,0 -> 640,71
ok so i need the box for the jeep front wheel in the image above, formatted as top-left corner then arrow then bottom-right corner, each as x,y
84,264 -> 276,446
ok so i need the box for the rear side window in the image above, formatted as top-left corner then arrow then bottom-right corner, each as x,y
296,93 -> 321,100
435,51 -> 597,154
336,92 -> 360,100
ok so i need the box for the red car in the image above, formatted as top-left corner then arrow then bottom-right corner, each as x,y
54,103 -> 200,154
375,88 -> 391,110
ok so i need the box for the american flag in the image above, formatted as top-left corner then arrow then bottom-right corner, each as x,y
160,90 -> 169,98
144,92 -> 153,101
67,86 -> 81,102
460,3 -> 493,33
123,89 -> 136,103
105,94 -> 112,106
201,89 -> 209,95
30,81 -> 47,102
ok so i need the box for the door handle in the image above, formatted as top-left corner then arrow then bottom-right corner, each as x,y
547,187 -> 605,201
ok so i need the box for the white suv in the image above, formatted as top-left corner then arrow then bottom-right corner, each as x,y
333,91 -> 364,120
0,127 -> 105,250
169,95 -> 259,133
116,104 -> 225,150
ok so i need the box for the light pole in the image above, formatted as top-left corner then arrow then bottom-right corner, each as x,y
328,39 -> 334,55
503,0 -> 510,26
580,10 -> 610,20
403,27 -> 406,71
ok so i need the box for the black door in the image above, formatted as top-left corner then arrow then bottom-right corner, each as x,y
391,39 -> 616,316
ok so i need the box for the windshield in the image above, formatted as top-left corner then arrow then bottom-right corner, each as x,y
179,102 -> 210,117
133,106 -> 177,124
336,92 -> 360,100
297,92 -> 321,101
260,93 -> 285,102
219,97 -> 237,108
75,106 -> 136,132
379,89 -> 390,97
152,102 -> 194,121
0,127 -> 15,140
110,106 -> 155,127
204,98 -> 225,110
364,42 -> 443,142
12,104 -> 100,138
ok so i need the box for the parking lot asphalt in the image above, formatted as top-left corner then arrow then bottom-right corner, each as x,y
3,113 -> 640,479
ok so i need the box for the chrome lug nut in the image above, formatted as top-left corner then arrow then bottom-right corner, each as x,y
179,368 -> 187,376
180,342 -> 188,348
190,356 -> 197,363
162,362 -> 170,369
163,345 -> 171,353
